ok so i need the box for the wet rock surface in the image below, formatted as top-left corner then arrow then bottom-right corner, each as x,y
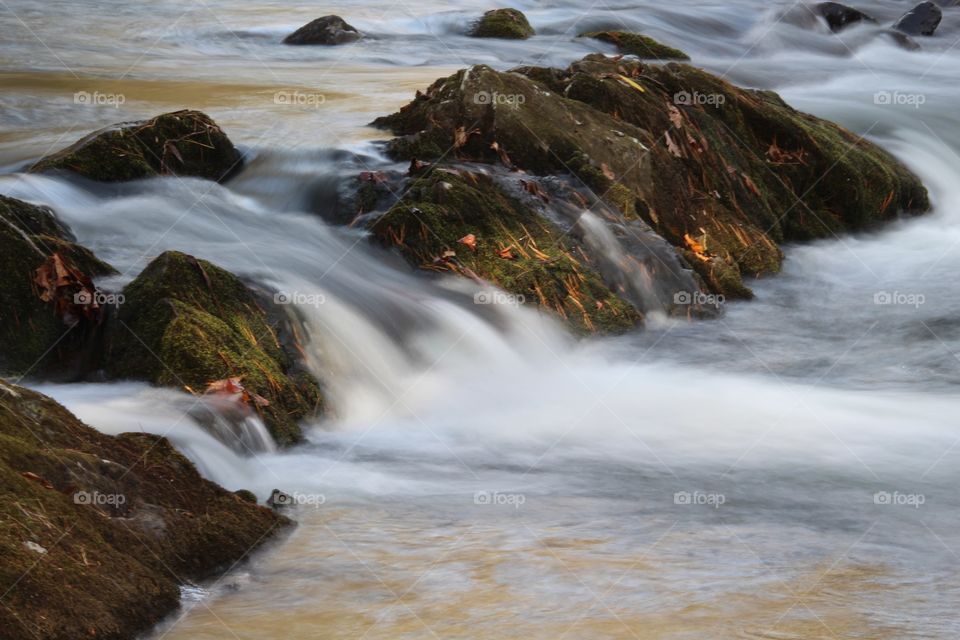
373,55 -> 929,300
0,380 -> 289,640
105,251 -> 323,445
580,30 -> 689,60
29,110 -> 243,183
283,15 -> 361,45
0,195 -> 116,377
894,2 -> 943,36
468,8 -> 534,39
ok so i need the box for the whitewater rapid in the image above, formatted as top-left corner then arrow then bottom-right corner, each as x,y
4,0 -> 960,637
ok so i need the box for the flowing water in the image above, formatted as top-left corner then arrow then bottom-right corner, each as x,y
4,0 -> 960,637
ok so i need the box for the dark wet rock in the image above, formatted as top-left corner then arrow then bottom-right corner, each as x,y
283,15 -> 361,45
894,2 -> 942,36
0,195 -> 116,377
881,29 -> 922,50
105,251 -> 323,445
369,168 -> 642,333
29,110 -> 242,183
0,380 -> 289,640
267,488 -> 294,508
579,30 -> 689,60
373,55 -> 929,298
468,8 -> 534,39
815,2 -> 876,32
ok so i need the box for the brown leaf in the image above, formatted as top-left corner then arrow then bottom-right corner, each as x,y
668,103 -> 683,128
458,234 -> 477,251
664,131 -> 684,158
497,246 -> 515,260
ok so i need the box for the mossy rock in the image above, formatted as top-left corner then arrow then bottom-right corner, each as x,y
29,110 -> 243,183
373,55 -> 929,298
0,380 -> 289,640
469,8 -> 534,39
0,195 -> 116,376
105,251 -> 322,445
580,30 -> 689,60
369,168 -> 641,334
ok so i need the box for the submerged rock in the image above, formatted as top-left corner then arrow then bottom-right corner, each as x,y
815,2 -> 876,32
105,251 -> 323,445
0,380 -> 289,640
369,168 -> 642,334
373,55 -> 929,298
29,110 -> 242,183
894,2 -> 942,36
283,15 -> 361,45
468,8 -> 534,39
0,195 -> 116,377
579,30 -> 689,60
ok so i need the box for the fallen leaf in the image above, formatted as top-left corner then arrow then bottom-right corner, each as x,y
664,131 -> 684,158
497,246 -> 515,259
617,74 -> 646,93
458,234 -> 477,251
667,103 -> 683,128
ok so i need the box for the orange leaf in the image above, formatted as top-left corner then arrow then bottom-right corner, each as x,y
458,234 -> 477,251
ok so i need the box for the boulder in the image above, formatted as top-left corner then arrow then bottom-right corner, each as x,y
29,110 -> 242,183
468,8 -> 534,39
814,2 -> 876,32
579,30 -> 689,60
0,195 -> 116,377
283,15 -> 361,45
369,168 -> 642,334
373,55 -> 929,298
0,380 -> 289,640
894,2 -> 942,36
105,251 -> 323,445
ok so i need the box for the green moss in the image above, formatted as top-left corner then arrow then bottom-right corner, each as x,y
580,30 -> 690,60
29,110 -> 243,183
0,195 -> 116,376
0,381 -> 289,640
369,169 -> 641,334
107,251 -> 322,445
374,56 -> 929,299
469,8 -> 534,39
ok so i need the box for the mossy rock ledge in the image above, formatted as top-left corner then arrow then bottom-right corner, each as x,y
0,194 -> 116,377
29,110 -> 242,183
369,168 -> 642,334
468,8 -> 534,39
105,251 -> 323,445
372,55 -> 929,298
580,30 -> 689,60
0,380 -> 289,640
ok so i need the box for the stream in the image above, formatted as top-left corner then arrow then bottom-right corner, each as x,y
3,0 -> 960,637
